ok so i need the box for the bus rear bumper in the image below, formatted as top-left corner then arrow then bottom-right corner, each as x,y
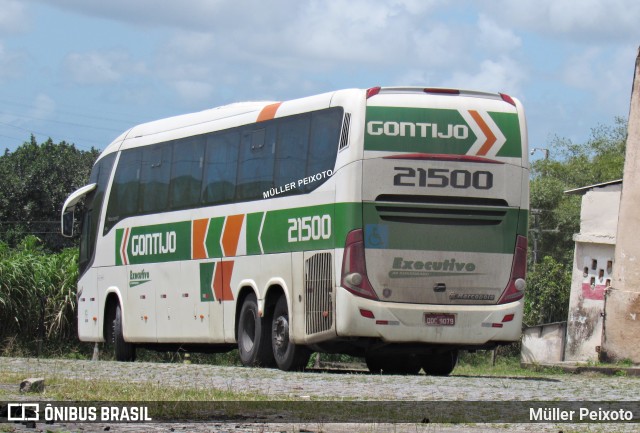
335,286 -> 523,345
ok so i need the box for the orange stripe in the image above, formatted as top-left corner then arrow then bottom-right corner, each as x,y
213,262 -> 223,301
213,261 -> 235,301
192,219 -> 209,260
222,214 -> 244,257
256,102 -> 282,122
121,228 -> 130,265
469,110 -> 496,156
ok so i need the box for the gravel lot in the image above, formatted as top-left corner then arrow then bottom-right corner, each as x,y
1,356 -> 638,433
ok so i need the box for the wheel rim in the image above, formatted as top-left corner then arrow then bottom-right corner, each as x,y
272,315 -> 289,353
241,310 -> 256,353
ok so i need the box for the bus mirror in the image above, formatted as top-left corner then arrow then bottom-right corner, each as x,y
62,209 -> 75,237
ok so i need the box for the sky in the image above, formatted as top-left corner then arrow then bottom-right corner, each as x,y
0,0 -> 639,157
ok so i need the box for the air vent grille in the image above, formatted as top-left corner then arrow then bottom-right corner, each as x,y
304,252 -> 333,335
338,113 -> 351,151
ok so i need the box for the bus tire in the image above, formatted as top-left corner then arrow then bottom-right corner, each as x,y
365,354 -> 421,375
422,350 -> 458,376
238,293 -> 274,367
271,296 -> 311,371
113,304 -> 136,362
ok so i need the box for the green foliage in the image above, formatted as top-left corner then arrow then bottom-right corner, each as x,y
530,117 -> 627,263
0,135 -> 99,251
0,236 -> 79,351
524,256 -> 572,326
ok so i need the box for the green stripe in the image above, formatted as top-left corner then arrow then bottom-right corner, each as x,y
364,106 -> 522,158
119,221 -> 191,265
363,203 -> 526,254
114,203 -> 526,264
250,202 -> 362,254
491,112 -> 522,158
205,217 -> 224,258
199,262 -> 216,302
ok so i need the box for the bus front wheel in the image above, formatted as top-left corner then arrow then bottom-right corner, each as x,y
237,293 -> 274,367
271,296 -> 311,371
112,304 -> 136,362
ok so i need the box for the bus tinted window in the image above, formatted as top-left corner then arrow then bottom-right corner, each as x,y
305,109 -> 342,191
203,130 -> 239,204
140,143 -> 172,213
274,114 -> 310,195
107,149 -> 142,224
237,125 -> 276,200
104,107 -> 343,232
80,152 -> 115,268
170,137 -> 205,209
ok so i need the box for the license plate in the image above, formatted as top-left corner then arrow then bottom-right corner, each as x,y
424,313 -> 456,326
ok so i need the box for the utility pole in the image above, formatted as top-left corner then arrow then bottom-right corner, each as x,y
601,47 -> 640,363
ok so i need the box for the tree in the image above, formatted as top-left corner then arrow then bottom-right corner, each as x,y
524,256 -> 572,326
530,117 -> 627,264
0,136 -> 99,251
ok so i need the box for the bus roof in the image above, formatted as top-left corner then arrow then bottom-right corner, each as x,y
101,101 -> 276,156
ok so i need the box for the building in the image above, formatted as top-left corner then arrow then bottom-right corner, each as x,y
521,180 -> 622,364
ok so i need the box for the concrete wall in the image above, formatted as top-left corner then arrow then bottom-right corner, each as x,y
565,186 -> 620,362
521,322 -> 566,364
604,47 -> 640,363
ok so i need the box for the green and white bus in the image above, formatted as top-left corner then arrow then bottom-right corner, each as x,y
62,86 -> 528,374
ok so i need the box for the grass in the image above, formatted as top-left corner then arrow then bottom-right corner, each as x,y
452,351 -> 567,377
0,370 -> 270,402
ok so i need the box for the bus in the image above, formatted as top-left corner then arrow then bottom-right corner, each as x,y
62,86 -> 529,375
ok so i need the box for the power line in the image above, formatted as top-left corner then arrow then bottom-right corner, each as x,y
0,111 -> 122,133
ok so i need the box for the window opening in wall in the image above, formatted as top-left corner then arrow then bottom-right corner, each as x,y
607,260 -> 613,274
591,259 -> 597,270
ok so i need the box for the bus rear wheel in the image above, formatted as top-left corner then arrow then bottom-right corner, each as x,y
422,350 -> 458,376
365,354 -> 421,375
237,293 -> 274,367
110,304 -> 136,362
271,296 -> 311,371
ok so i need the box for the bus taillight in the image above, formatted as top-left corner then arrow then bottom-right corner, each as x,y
498,236 -> 528,304
500,93 -> 516,106
341,229 -> 379,300
366,87 -> 381,99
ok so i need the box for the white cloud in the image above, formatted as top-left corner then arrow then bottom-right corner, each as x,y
64,50 -> 146,85
0,0 -> 29,35
172,80 -> 215,103
30,93 -> 56,120
0,42 -> 24,80
477,14 -> 521,53
489,0 -> 640,42
563,45 -> 637,116
443,57 -> 526,95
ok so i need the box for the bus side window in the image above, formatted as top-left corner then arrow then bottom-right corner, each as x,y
202,130 -> 239,204
274,115 -> 310,194
170,137 -> 205,209
304,108 -> 342,192
236,125 -> 276,200
105,149 -> 142,227
140,143 -> 172,213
